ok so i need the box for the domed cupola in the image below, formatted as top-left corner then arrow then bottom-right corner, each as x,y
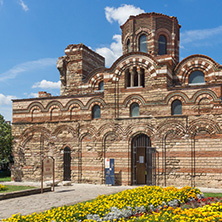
120,12 -> 181,65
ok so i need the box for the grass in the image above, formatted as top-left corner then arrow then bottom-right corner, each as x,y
204,193 -> 222,198
0,176 -> 11,182
0,185 -> 36,193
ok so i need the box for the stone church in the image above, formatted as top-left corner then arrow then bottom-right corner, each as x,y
12,12 -> 222,188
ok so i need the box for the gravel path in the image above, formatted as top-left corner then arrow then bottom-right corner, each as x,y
0,182 -> 133,220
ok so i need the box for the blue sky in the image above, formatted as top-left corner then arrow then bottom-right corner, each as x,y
0,0 -> 222,121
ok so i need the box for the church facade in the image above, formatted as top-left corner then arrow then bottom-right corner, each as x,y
12,13 -> 222,188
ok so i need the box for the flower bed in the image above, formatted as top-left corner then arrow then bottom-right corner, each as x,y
2,186 -> 222,222
0,184 -> 7,191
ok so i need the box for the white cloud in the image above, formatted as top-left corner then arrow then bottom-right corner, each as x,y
32,80 -> 61,89
0,0 -> 3,6
96,35 -> 122,67
0,94 -> 17,105
0,58 -> 57,82
24,92 -> 38,98
0,94 -> 18,121
19,0 -> 29,11
181,26 -> 222,45
105,4 -> 145,25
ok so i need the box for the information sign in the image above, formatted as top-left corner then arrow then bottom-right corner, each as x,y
44,157 -> 53,177
41,156 -> 55,193
105,158 -> 115,185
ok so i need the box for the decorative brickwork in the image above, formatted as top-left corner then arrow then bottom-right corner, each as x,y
12,13 -> 222,188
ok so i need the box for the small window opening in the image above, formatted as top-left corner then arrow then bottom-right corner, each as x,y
127,39 -> 131,53
171,100 -> 182,115
139,34 -> 147,53
92,105 -> 101,119
130,103 -> 139,117
98,81 -> 104,91
158,35 -> 167,55
189,71 -> 205,84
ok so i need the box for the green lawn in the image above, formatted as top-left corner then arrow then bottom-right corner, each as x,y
0,185 -> 36,193
204,193 -> 222,198
0,176 -> 11,182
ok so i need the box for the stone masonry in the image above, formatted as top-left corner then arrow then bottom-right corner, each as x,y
12,13 -> 222,188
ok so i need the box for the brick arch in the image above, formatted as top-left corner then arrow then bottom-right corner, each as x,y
49,105 -> 62,121
53,125 -> 77,138
20,126 -> 52,141
155,28 -> 172,55
102,131 -> 121,151
189,118 -> 221,135
191,89 -> 220,103
66,99 -> 84,111
79,124 -> 97,141
27,102 -> 44,113
135,28 -> 151,52
46,101 -> 64,112
174,55 -> 219,85
123,33 -> 133,53
165,92 -> 189,104
98,123 -> 124,138
68,104 -> 81,112
156,120 -> 187,139
112,55 -> 158,83
30,106 -> 41,122
125,123 -> 154,139
128,131 -> 152,149
123,94 -> 146,108
85,97 -> 106,110
88,73 -> 104,89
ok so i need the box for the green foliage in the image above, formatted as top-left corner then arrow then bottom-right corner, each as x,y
0,185 -> 36,193
0,114 -> 13,168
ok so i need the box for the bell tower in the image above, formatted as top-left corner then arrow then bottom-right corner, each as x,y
121,13 -> 181,64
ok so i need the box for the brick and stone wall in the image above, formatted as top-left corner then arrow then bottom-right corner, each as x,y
11,12 -> 222,188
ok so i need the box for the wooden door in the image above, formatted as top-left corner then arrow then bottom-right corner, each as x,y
63,147 -> 71,181
136,147 -> 146,184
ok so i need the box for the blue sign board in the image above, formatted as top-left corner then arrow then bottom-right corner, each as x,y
105,158 -> 115,185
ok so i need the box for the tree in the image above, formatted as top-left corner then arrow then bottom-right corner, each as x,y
0,114 -> 13,170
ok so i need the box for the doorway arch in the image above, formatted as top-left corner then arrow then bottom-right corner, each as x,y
63,146 -> 71,181
131,134 -> 157,185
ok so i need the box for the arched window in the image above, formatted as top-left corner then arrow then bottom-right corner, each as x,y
171,100 -> 182,115
189,71 -> 205,84
158,35 -> 167,55
98,81 -> 104,91
92,105 -> 101,119
127,39 -> 131,52
139,34 -> 147,53
130,103 -> 139,117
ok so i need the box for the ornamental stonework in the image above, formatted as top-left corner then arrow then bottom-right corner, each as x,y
12,12 -> 222,188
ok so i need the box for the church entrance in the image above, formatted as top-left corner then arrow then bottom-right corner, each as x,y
132,134 -> 157,185
63,146 -> 71,181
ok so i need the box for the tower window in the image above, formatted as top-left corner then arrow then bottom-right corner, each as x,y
189,71 -> 205,84
92,105 -> 101,119
158,35 -> 167,55
171,100 -> 182,115
127,39 -> 131,53
130,103 -> 139,117
98,81 -> 104,91
139,34 -> 147,53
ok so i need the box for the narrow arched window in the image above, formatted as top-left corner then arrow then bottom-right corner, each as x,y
139,34 -> 147,53
98,81 -> 104,91
171,100 -> 182,115
130,103 -> 139,117
189,71 -> 205,84
92,105 -> 101,119
127,39 -> 131,52
158,35 -> 167,55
